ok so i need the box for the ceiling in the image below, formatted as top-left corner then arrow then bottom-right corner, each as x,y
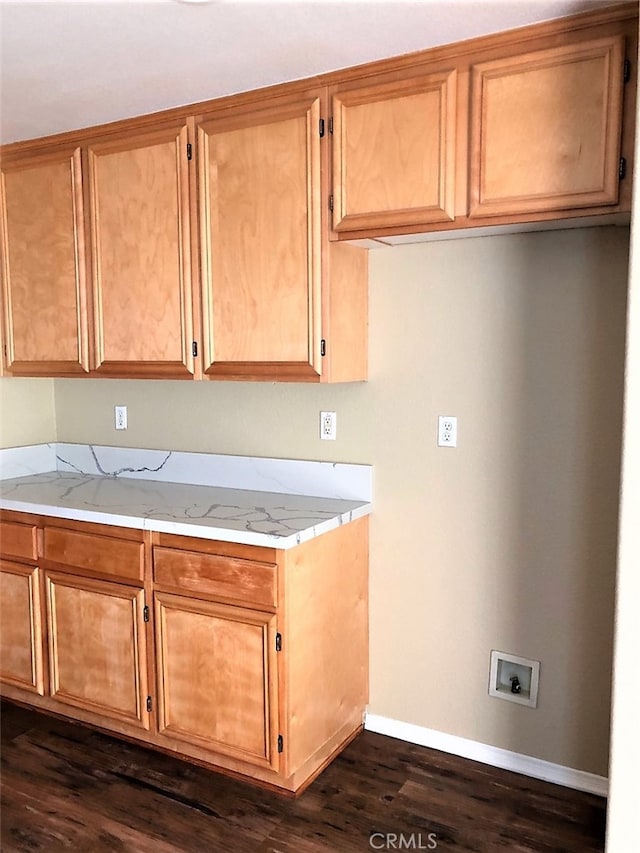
0,0 -> 621,145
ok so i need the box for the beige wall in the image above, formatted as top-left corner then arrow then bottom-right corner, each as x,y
3,225 -> 629,775
53,378 -> 371,462
364,227 -> 627,777
0,377 -> 55,448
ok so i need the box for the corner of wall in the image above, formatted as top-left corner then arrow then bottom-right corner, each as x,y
0,377 -> 56,448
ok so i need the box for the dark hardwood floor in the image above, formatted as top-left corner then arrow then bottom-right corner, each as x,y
1,700 -> 606,852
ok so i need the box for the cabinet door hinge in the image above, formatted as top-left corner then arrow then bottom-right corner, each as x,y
329,116 -> 333,135
143,605 -> 149,623
192,341 -> 198,357
320,339 -> 326,357
319,118 -> 325,138
619,157 -> 627,180
146,696 -> 152,713
275,632 -> 282,652
624,58 -> 631,84
329,194 -> 334,212
277,734 -> 284,753
187,143 -> 193,161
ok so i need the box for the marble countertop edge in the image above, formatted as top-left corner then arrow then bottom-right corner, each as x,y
0,445 -> 373,549
0,496 -> 372,551
0,498 -> 147,534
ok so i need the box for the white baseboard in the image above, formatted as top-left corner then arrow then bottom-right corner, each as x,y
364,713 -> 608,798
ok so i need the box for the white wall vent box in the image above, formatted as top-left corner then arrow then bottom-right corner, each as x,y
489,650 -> 540,708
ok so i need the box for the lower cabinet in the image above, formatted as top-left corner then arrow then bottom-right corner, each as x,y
0,510 -> 369,793
154,592 -> 279,770
0,559 -> 45,695
45,572 -> 150,730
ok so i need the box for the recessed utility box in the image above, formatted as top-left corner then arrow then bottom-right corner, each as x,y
489,650 -> 540,708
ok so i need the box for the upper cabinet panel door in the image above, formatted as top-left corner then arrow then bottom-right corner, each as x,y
0,148 -> 90,375
87,123 -> 195,378
331,71 -> 458,233
198,93 -> 323,380
469,36 -> 625,218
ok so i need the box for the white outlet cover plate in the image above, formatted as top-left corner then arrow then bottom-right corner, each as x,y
320,411 -> 337,440
114,405 -> 128,430
438,415 -> 457,447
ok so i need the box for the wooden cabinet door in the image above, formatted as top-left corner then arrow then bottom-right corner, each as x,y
86,122 -> 196,378
45,572 -> 150,730
331,70 -> 458,233
197,93 -> 323,380
0,560 -> 45,695
0,147 -> 90,375
154,591 -> 279,770
469,36 -> 625,218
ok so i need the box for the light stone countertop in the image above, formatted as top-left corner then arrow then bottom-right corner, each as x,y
0,445 -> 372,549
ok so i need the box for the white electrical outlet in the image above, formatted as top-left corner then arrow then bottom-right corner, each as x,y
320,411 -> 337,440
114,405 -> 128,430
438,415 -> 457,447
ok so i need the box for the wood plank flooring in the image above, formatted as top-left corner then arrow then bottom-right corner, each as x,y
1,700 -> 606,852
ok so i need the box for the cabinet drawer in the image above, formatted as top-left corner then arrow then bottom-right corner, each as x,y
44,528 -> 144,582
154,547 -> 277,608
0,521 -> 38,561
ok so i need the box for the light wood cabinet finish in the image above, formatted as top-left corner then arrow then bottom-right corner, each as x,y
0,147 -> 90,375
0,519 -> 39,560
45,571 -> 150,729
0,560 -> 45,695
331,70 -> 458,232
280,518 -> 368,778
86,122 -> 195,378
469,36 -> 625,218
0,509 -> 369,793
2,5 -> 632,377
44,526 -> 144,582
154,591 -> 279,770
326,7 -> 635,240
198,93 -> 324,380
154,546 -> 277,608
151,516 -> 369,790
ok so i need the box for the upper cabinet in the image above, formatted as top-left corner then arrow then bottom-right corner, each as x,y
0,97 -> 368,382
86,122 -> 196,378
0,147 -> 90,375
468,36 -> 625,219
327,6 -> 636,241
331,70 -> 458,233
0,3 -> 636,379
0,125 -> 197,380
197,90 -> 367,382
197,93 -> 324,380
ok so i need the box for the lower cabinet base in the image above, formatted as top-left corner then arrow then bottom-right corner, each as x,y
154,717 -> 365,796
1,513 -> 370,794
279,720 -> 364,795
0,689 -> 365,795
